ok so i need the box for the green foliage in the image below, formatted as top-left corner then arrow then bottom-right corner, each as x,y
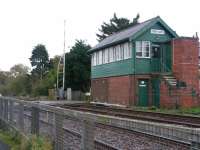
10,64 -> 30,77
30,44 -> 50,80
132,106 -> 200,116
25,135 -> 52,150
0,65 -> 31,96
0,130 -> 52,150
96,13 -> 140,41
1,40 -> 91,97
64,40 -> 91,92
0,129 -> 21,150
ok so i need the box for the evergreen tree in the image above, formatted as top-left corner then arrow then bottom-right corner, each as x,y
30,44 -> 50,79
64,40 -> 91,92
96,13 -> 140,41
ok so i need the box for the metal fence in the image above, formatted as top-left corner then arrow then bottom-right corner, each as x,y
0,96 -> 200,150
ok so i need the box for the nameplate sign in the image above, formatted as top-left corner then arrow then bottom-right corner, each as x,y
151,29 -> 165,35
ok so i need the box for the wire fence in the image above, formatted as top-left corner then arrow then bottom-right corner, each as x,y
0,96 -> 200,150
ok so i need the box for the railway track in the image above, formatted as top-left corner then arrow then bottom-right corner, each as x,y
13,106 -> 193,150
61,104 -> 200,128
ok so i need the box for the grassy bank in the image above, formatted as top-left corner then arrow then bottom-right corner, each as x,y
133,106 -> 200,116
0,129 -> 53,150
0,129 -> 21,150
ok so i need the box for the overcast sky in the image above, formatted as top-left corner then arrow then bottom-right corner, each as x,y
0,0 -> 199,71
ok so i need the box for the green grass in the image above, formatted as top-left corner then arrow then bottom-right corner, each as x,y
0,129 -> 21,150
0,129 -> 53,150
132,106 -> 200,116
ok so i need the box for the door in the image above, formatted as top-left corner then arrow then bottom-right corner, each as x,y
161,43 -> 172,72
138,79 -> 149,106
151,44 -> 161,72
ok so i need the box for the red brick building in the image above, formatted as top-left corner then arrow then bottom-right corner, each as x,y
89,16 -> 200,108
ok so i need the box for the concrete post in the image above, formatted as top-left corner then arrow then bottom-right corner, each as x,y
0,98 -> 3,119
55,113 -> 64,150
9,101 -> 14,124
4,99 -> 8,121
31,107 -> 40,135
18,103 -> 24,132
81,117 -> 95,150
67,88 -> 72,101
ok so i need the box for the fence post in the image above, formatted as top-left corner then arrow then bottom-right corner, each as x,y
18,103 -> 24,132
81,116 -> 95,150
9,100 -> 14,124
4,99 -> 9,121
54,113 -> 64,150
190,141 -> 200,150
31,106 -> 40,135
0,97 -> 3,119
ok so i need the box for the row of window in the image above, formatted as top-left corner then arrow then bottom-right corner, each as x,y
91,41 -> 151,66
91,42 -> 132,66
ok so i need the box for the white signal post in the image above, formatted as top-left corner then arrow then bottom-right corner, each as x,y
63,20 -> 66,94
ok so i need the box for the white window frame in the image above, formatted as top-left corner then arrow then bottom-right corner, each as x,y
113,47 -> 117,62
109,47 -> 114,62
99,50 -> 102,65
102,50 -> 105,64
96,51 -> 99,65
136,41 -> 151,58
116,45 -> 121,61
120,44 -> 124,60
93,52 -> 97,66
105,48 -> 109,63
91,54 -> 94,66
124,42 -> 131,59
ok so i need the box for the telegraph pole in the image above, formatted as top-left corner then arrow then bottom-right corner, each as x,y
63,20 -> 66,97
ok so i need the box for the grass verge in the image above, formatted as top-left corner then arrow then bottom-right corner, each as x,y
132,106 -> 200,116
0,129 -> 53,150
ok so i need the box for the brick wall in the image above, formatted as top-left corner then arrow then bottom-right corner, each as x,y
91,76 -> 132,106
160,37 -> 200,108
91,78 -> 108,103
91,75 -> 153,106
173,38 -> 199,92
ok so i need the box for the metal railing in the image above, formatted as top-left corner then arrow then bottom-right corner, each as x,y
0,96 -> 199,150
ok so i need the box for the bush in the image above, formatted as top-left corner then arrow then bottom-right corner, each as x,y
25,135 -> 53,150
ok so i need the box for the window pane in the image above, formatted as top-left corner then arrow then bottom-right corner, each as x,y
91,54 -> 94,66
105,48 -> 109,63
120,44 -> 124,60
99,51 -> 102,65
116,45 -> 120,61
136,41 -> 142,57
113,47 -> 116,61
96,52 -> 98,65
102,50 -> 105,64
94,52 -> 96,66
109,47 -> 114,62
128,43 -> 132,58
142,41 -> 150,57
124,43 -> 128,59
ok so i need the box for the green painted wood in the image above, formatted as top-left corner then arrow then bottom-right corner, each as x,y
151,58 -> 161,72
138,80 -> 149,106
152,78 -> 160,107
131,17 -> 178,41
91,59 -> 133,78
136,23 -> 174,42
135,58 -> 151,74
133,23 -> 173,74
91,22 -> 174,78
161,43 -> 172,72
